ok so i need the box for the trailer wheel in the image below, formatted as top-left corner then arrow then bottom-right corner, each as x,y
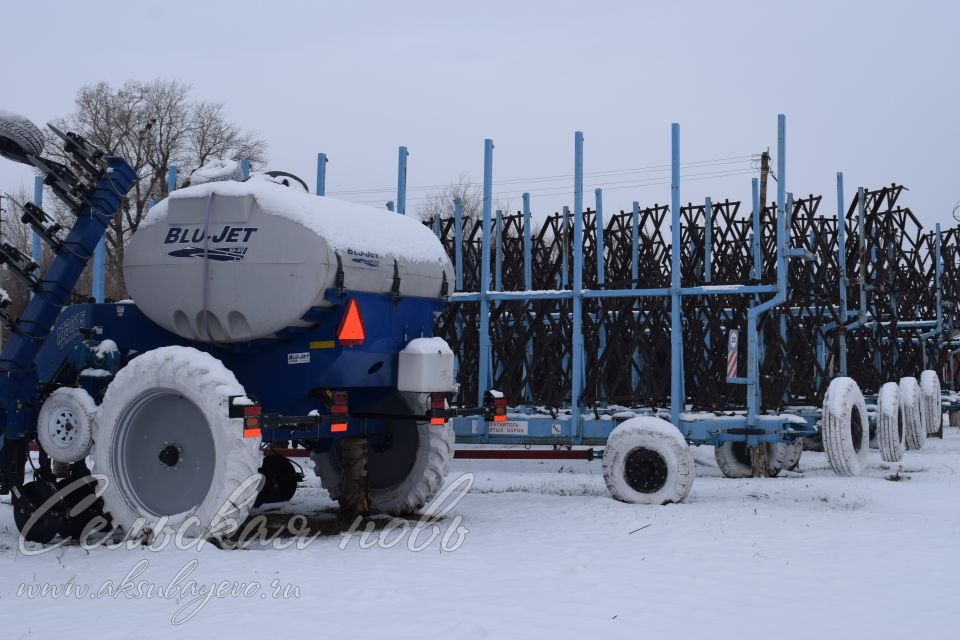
313,420 -> 454,515
36,387 -> 96,464
602,417 -> 694,505
713,441 -> 787,478
919,370 -> 942,436
900,376 -> 925,450
822,376 -> 870,476
0,110 -> 45,164
92,347 -> 262,538
877,382 -> 905,462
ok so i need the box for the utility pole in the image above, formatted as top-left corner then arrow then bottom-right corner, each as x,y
751,149 -> 771,477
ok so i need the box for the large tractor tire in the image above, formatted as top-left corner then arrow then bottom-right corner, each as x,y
602,417 -> 694,505
822,377 -> 870,476
876,381 -> 906,462
900,377 -> 925,450
919,370 -> 942,436
313,420 -> 454,516
714,441 -> 787,478
92,347 -> 262,538
0,110 -> 44,164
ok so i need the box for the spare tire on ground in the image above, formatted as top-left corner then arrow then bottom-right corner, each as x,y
900,376 -> 925,450
919,370 -> 943,436
713,440 -> 787,478
876,381 -> 906,462
822,376 -> 870,476
602,417 -> 694,505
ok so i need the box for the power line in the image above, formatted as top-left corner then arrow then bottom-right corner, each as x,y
350,167 -> 759,208
326,154 -> 757,196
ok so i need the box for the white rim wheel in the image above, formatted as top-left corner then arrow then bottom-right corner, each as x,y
0,111 -> 45,164
713,441 -> 787,478
822,376 -> 870,476
602,417 -> 694,505
313,420 -> 454,515
37,388 -> 96,464
877,382 -> 906,462
919,370 -> 942,435
93,347 -> 262,537
900,376 -> 925,450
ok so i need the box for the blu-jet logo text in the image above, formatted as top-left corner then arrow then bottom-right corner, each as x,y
164,226 -> 259,262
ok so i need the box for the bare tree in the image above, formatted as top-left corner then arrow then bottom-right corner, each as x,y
50,79 -> 268,298
417,175 -> 514,222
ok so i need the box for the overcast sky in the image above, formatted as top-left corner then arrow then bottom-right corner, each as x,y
1,0 -> 958,228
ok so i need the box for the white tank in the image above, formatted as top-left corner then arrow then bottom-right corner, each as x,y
124,179 -> 453,343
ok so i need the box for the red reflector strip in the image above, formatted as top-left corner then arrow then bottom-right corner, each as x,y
243,405 -> 261,417
330,422 -> 348,433
492,414 -> 507,423
430,417 -> 446,426
243,428 -> 261,438
244,417 -> 260,428
331,404 -> 348,414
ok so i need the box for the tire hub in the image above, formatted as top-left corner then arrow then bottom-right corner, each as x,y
48,409 -> 77,446
851,406 -> 863,452
112,390 -> 215,516
624,447 -> 669,494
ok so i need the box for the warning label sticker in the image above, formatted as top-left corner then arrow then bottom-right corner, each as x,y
487,421 -> 528,435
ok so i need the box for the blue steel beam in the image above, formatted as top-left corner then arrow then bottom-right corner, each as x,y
316,152 -> 327,196
477,139 -> 494,406
454,197 -> 463,291
396,146 -> 408,215
571,132 -> 584,441
669,123 -> 683,426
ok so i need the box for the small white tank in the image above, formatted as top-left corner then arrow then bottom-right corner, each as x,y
124,179 -> 453,343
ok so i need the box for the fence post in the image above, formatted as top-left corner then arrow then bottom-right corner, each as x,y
167,165 -> 177,194
836,172 -> 848,376
522,192 -> 533,402
751,178 -> 761,280
454,197 -> 463,291
571,132 -> 584,442
477,139 -> 494,406
704,196 -> 713,283
396,146 -> 408,215
669,123 -> 683,427
316,152 -> 327,196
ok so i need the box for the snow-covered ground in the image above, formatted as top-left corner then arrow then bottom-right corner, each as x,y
2,430 -> 959,639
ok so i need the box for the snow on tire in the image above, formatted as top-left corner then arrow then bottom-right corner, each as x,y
602,417 -> 694,505
93,346 -> 262,538
900,376 -> 925,450
0,110 -> 44,164
313,420 -> 454,515
36,387 -> 96,464
919,370 -> 942,435
713,440 -> 787,478
821,376 -> 870,476
876,382 -> 905,462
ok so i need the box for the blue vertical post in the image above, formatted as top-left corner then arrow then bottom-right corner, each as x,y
704,197 -> 713,283
595,188 -> 606,406
571,132 -> 584,441
522,192 -> 533,401
167,165 -> 177,194
396,146 -> 408,215
31,176 -> 42,265
494,210 -> 503,292
669,123 -> 683,427
594,189 -> 605,286
935,223 -> 943,366
433,212 -> 441,237
316,153 -> 327,196
631,200 -> 640,392
836,172 -> 848,376
453,197 -> 463,291
561,206 -> 570,289
477,139 -> 494,406
522,193 -> 532,290
240,159 -> 250,179
631,201 -> 640,285
751,178 -> 761,280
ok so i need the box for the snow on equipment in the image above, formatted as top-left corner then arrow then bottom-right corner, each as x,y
0,112 -> 456,543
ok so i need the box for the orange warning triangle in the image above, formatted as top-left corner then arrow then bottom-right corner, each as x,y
337,299 -> 365,346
